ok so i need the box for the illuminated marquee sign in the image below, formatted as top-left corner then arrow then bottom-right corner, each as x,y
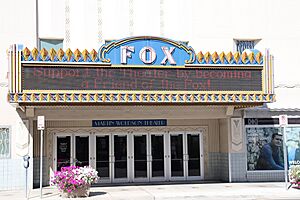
8,36 -> 275,104
22,65 -> 262,91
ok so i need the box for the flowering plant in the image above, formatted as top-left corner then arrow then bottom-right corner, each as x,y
51,166 -> 99,193
289,165 -> 300,186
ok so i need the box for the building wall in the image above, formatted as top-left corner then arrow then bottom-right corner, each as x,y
36,0 -> 300,86
0,86 -> 33,190
0,0 -> 37,190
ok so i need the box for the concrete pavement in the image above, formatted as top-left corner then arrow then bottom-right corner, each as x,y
0,182 -> 300,200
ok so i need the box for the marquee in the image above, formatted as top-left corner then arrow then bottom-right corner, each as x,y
8,36 -> 275,104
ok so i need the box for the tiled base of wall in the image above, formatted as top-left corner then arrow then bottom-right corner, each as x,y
0,158 -> 32,190
246,171 -> 284,182
230,153 -> 247,182
207,152 -> 229,181
229,153 -> 285,182
220,153 -> 229,181
33,157 -> 49,188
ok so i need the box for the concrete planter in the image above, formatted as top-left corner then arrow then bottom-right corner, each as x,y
60,185 -> 90,198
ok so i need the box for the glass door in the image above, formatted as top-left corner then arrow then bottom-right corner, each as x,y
74,136 -> 90,167
112,134 -> 128,182
132,134 -> 149,182
166,130 -> 204,181
96,135 -> 111,182
186,133 -> 202,180
56,136 -> 71,171
170,133 -> 185,180
54,133 -> 91,172
150,134 -> 165,181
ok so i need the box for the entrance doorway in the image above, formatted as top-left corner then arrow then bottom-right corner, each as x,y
54,133 -> 91,171
54,128 -> 204,183
167,131 -> 203,181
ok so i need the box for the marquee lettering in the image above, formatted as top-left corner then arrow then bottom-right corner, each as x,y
161,46 -> 176,65
120,45 -> 176,65
121,46 -> 135,64
139,46 -> 156,64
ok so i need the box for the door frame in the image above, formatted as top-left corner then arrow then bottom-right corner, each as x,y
186,131 -> 204,181
51,126 -> 206,182
53,133 -> 73,172
130,131 -> 150,182
149,132 -> 167,182
166,129 -> 205,181
73,133 -> 92,167
94,132 -> 112,183
168,131 -> 186,181
53,132 -> 92,172
111,132 -> 130,183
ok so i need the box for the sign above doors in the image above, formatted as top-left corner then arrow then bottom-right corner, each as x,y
92,119 -> 167,127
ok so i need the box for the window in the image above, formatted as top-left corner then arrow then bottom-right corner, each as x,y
286,127 -> 300,166
234,39 -> 260,54
246,127 -> 282,171
0,127 -> 10,158
246,118 -> 300,171
39,39 -> 63,51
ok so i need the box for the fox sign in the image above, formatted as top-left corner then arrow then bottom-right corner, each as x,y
98,36 -> 196,66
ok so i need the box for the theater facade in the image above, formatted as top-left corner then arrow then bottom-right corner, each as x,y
8,36 -> 275,186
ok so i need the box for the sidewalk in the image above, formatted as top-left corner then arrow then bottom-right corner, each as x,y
1,182 -> 300,200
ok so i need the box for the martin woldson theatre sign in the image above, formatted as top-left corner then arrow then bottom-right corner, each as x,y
9,36 -> 275,104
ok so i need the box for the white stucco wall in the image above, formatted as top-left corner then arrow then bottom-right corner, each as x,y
1,0 -> 299,91
0,0 -> 36,81
0,0 -> 36,155
0,0 -> 36,190
38,0 -> 65,40
33,0 -> 300,86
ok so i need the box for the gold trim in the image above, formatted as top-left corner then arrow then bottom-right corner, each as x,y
269,55 -> 273,93
11,45 -> 16,92
21,62 -> 263,70
184,65 -> 263,70
262,55 -> 266,93
18,50 -> 22,92
23,90 -> 265,94
9,93 -> 275,104
21,62 -> 111,67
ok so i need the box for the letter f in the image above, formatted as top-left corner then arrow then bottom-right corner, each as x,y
121,46 -> 135,64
